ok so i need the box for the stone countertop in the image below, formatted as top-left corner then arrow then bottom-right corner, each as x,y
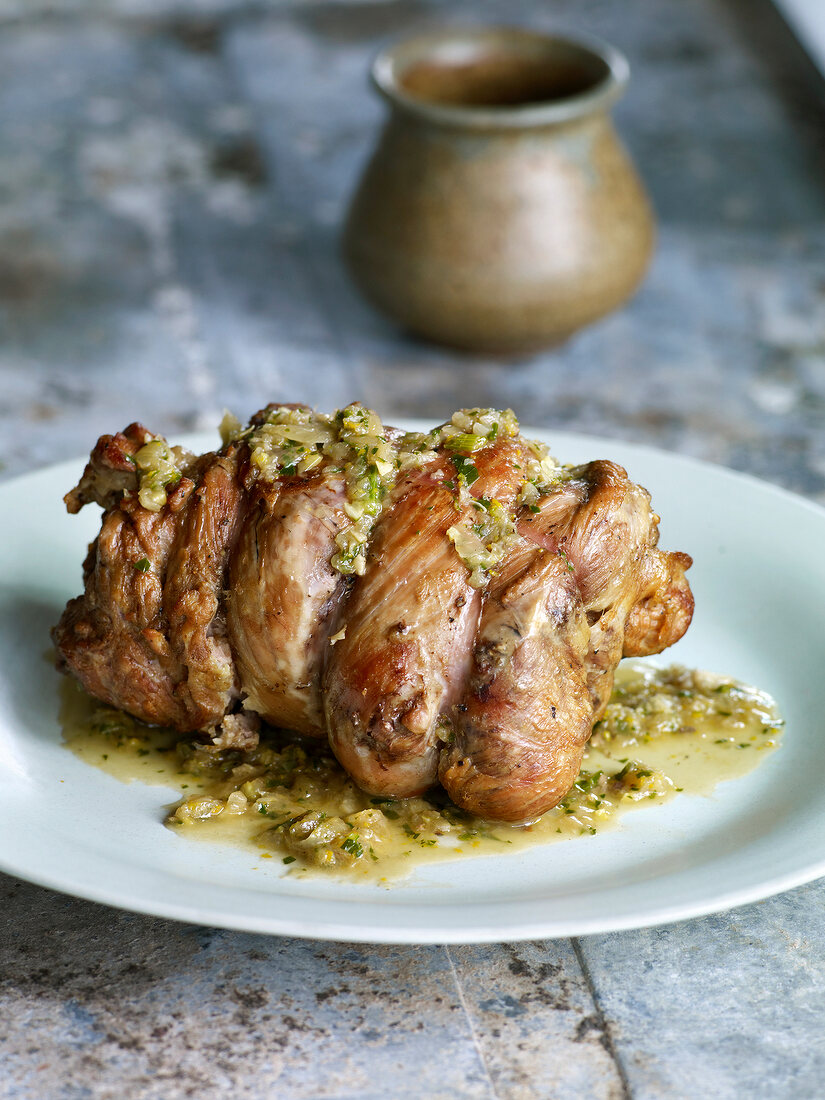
1,1 -> 824,1097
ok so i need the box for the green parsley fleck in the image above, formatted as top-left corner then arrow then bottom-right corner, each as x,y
341,836 -> 364,858
558,548 -> 575,573
451,455 -> 480,487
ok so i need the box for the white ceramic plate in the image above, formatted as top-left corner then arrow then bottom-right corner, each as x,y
1,425 -> 824,944
774,0 -> 825,77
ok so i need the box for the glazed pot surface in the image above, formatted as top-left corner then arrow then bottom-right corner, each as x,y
343,27 -> 655,354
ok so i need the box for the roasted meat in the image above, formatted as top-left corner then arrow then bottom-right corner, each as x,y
53,405 -> 694,821
324,434 -> 529,799
227,469 -> 352,737
53,429 -> 244,731
439,548 -> 593,821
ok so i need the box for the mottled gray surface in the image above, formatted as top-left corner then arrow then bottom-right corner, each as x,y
1,0 -> 824,1096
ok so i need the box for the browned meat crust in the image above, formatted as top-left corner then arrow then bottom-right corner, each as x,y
623,549 -> 694,656
441,461 -> 691,822
64,423 -> 154,515
440,550 -> 592,822
53,449 -> 245,733
162,447 -> 245,727
518,462 -> 692,719
227,470 -> 352,737
53,475 -> 198,727
53,410 -> 694,819
324,437 -> 530,798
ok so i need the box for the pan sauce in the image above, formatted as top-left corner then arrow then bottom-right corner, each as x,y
61,662 -> 783,881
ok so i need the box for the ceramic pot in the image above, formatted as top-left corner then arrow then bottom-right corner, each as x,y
342,27 -> 655,354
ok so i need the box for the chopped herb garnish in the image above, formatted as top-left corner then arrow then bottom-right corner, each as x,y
133,558 -> 151,572
445,432 -> 487,453
451,455 -> 480,487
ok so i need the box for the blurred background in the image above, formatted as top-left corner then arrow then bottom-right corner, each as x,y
0,0 -> 824,502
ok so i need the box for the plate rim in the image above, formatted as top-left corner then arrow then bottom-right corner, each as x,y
1,425 -> 824,943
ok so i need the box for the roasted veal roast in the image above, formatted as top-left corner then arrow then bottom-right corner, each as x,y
53,405 -> 693,822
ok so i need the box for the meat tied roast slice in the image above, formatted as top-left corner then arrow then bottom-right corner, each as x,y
52,406 -> 693,823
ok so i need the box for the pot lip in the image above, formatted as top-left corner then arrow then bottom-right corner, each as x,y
371,26 -> 630,129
